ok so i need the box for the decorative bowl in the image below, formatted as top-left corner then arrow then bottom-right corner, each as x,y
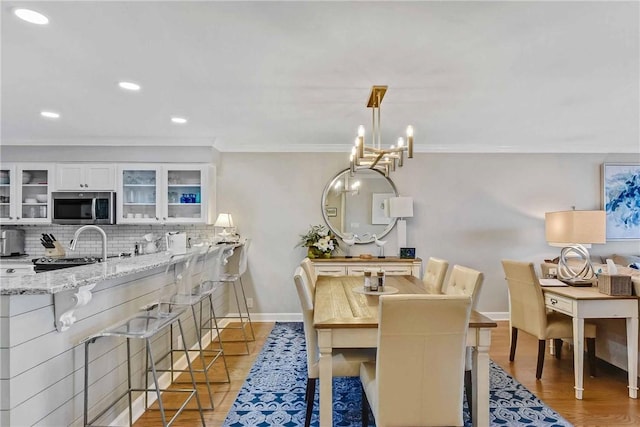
22,172 -> 32,184
36,194 -> 48,203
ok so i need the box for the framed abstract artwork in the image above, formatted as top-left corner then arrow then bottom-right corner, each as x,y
602,163 -> 640,240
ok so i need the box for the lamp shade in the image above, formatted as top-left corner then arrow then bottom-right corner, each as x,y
214,213 -> 234,228
389,197 -> 414,218
545,210 -> 606,245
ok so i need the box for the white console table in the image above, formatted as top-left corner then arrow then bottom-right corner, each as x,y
309,256 -> 422,278
543,286 -> 639,399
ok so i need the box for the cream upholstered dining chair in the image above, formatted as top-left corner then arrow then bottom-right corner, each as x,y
502,260 -> 597,379
360,294 -> 472,427
422,257 -> 449,293
442,265 -> 484,410
442,264 -> 484,303
300,257 -> 317,290
293,267 -> 375,427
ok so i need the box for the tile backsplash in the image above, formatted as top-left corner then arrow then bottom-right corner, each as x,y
4,224 -> 218,258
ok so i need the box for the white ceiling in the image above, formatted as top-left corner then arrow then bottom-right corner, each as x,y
1,1 -> 638,153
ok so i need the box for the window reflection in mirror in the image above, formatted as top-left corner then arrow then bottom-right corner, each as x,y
321,169 -> 398,244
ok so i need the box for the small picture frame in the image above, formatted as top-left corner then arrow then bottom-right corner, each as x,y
325,207 -> 337,217
399,247 -> 416,259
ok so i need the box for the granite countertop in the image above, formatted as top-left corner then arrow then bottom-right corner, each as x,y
0,252 -> 180,295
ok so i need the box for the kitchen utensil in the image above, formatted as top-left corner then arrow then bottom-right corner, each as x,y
49,233 -> 56,241
1,229 -> 26,256
141,233 -> 161,254
165,231 -> 187,255
42,234 -> 54,247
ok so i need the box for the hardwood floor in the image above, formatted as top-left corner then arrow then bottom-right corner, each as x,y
490,321 -> 640,426
134,320 -> 640,426
134,322 -> 275,427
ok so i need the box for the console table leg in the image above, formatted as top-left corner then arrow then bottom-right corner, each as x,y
572,317 -> 585,399
627,316 -> 639,399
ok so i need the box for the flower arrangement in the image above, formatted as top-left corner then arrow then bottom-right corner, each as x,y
297,224 -> 339,258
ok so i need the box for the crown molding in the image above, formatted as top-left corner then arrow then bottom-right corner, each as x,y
212,141 -> 638,154
1,137 -> 217,147
2,138 -> 636,154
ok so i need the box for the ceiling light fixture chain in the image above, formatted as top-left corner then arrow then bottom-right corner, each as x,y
349,85 -> 414,177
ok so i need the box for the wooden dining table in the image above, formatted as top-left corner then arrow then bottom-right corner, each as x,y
314,274 -> 497,427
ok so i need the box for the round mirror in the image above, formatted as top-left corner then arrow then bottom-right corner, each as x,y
321,168 -> 398,244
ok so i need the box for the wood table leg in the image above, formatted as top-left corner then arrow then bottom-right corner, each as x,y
317,329 -> 333,427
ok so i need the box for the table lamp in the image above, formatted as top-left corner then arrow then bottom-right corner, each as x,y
545,210 -> 606,283
214,213 -> 235,241
389,197 -> 414,251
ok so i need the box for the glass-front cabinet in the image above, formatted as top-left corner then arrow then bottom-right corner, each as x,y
117,164 -> 212,224
166,166 -> 204,223
119,166 -> 162,222
0,164 -> 53,224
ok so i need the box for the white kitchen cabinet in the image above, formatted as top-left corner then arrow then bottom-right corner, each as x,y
0,163 -> 53,224
56,163 -> 115,191
117,164 -> 214,224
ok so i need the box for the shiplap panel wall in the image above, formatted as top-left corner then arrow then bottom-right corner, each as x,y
0,263 -> 229,427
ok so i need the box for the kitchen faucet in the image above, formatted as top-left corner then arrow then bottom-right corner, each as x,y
69,225 -> 108,262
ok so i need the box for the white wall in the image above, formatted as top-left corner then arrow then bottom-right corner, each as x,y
218,152 -> 640,315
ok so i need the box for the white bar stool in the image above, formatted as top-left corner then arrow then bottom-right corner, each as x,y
215,239 -> 255,355
153,248 -> 231,411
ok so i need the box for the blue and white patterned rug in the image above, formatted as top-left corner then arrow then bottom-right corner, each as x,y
223,322 -> 572,426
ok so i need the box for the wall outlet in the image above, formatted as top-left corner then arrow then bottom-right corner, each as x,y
246,298 -> 254,309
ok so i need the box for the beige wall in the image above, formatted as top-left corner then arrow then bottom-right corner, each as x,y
217,152 -> 640,315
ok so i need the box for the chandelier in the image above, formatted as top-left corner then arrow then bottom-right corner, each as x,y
349,85 -> 414,177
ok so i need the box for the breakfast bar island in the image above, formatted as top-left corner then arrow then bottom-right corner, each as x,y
0,251 -> 229,427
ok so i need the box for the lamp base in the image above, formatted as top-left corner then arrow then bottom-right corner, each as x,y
559,278 -> 595,287
557,244 -> 596,282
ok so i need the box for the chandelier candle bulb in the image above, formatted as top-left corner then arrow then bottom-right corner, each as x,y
406,126 -> 414,158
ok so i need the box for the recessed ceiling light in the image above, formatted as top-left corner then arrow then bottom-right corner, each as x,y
13,8 -> 49,25
40,111 -> 60,119
118,81 -> 141,91
171,117 -> 188,124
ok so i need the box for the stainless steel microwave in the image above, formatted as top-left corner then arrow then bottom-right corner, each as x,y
51,191 -> 116,225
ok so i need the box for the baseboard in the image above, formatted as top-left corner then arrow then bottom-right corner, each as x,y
482,312 -> 510,321
226,312 -> 302,322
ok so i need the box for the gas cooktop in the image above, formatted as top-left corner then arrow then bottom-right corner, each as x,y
33,257 -> 99,272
